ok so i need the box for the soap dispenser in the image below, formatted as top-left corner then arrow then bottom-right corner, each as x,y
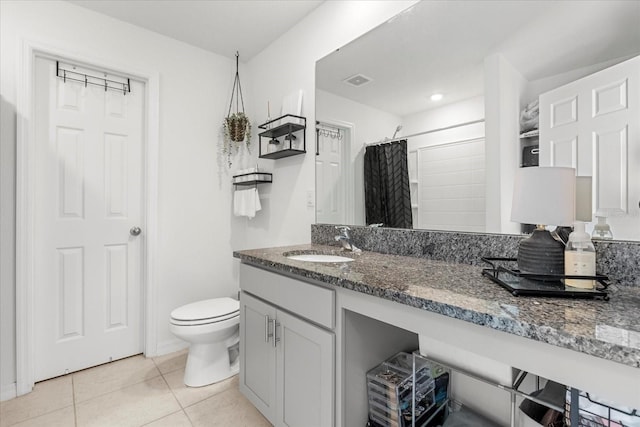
564,222 -> 596,289
592,215 -> 613,240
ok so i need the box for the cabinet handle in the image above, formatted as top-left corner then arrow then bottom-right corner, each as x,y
265,315 -> 273,343
271,319 -> 280,347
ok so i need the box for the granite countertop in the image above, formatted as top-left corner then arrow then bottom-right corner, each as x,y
234,244 -> 640,369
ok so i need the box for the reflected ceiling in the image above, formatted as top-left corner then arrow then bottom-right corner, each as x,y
316,1 -> 640,116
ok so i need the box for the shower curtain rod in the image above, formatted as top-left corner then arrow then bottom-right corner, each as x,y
366,118 -> 485,147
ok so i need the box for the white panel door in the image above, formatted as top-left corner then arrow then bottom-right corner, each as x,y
540,56 -> 640,240
316,130 -> 345,224
33,57 -> 145,381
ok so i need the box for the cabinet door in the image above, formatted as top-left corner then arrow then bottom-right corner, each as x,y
240,292 -> 277,424
539,56 -> 640,240
276,309 -> 335,427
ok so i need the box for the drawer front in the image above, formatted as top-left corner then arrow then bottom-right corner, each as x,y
240,263 -> 335,329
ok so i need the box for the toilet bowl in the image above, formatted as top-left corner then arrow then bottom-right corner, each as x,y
169,297 -> 240,387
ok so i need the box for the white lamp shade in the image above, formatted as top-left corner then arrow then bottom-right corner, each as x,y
511,167 -> 576,226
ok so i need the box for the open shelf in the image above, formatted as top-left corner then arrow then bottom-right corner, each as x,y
258,114 -> 306,159
232,171 -> 272,187
259,149 -> 306,160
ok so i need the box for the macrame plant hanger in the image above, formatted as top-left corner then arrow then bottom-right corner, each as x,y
222,51 -> 251,168
227,51 -> 247,142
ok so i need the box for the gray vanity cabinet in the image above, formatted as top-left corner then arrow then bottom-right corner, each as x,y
240,292 -> 277,421
239,264 -> 335,427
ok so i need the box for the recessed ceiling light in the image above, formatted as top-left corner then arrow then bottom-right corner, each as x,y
430,93 -> 443,101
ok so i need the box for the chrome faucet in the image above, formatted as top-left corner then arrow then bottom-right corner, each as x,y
334,226 -> 361,253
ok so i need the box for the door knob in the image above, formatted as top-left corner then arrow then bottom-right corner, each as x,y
130,226 -> 142,236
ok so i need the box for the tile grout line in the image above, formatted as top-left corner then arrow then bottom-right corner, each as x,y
151,355 -> 196,426
155,368 -> 195,426
71,374 -> 78,427
139,409 -> 192,427
153,355 -> 241,423
155,360 -> 186,410
0,393 -> 76,426
3,354 -> 190,427
72,373 -> 164,406
183,407 -> 196,427
72,359 -> 164,406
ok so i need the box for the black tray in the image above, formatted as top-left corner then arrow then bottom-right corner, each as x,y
481,257 -> 609,300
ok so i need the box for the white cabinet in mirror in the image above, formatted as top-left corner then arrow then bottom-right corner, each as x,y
315,0 -> 640,241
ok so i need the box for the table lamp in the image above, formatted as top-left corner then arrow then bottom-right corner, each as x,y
511,167 -> 576,276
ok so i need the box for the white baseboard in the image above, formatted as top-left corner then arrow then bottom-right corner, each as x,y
155,338 -> 188,357
1,382 -> 17,402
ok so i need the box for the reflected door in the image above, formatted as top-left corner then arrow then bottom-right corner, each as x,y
539,55 -> 640,240
316,126 -> 346,224
33,57 -> 145,381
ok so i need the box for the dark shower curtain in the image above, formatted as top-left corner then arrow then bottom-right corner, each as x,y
364,139 -> 413,228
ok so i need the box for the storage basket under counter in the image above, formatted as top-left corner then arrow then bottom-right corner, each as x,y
366,352 -> 449,427
366,350 -> 638,427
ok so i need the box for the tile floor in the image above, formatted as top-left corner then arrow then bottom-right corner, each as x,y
0,350 -> 271,427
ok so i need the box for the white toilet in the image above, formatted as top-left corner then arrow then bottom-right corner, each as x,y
169,297 -> 240,387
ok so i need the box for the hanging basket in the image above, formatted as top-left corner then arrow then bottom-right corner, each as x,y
225,113 -> 249,142
221,52 -> 251,168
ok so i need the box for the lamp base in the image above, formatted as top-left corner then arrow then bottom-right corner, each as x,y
517,228 -> 565,277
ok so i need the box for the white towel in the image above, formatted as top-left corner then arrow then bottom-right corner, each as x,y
233,188 -> 262,219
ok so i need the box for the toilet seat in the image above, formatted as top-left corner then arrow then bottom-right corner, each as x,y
170,297 -> 239,326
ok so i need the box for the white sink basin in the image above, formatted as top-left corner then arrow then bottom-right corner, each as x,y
286,254 -> 354,263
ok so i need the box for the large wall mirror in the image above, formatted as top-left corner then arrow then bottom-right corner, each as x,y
315,0 -> 640,241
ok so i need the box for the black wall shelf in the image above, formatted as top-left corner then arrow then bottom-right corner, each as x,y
232,172 -> 272,187
258,114 -> 306,159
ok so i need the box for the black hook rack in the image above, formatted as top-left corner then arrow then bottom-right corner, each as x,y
56,61 -> 131,95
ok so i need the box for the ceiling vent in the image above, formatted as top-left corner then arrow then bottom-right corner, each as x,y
343,74 -> 373,87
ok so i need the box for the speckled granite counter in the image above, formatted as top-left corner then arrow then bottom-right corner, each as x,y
311,224 -> 640,287
234,244 -> 640,369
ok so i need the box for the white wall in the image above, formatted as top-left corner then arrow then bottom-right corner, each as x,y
0,90 -> 17,400
402,96 -> 485,139
236,0 -> 418,252
401,98 -> 486,231
1,0 -> 418,399
484,54 -> 528,235
0,0 -> 243,398
316,89 -> 402,225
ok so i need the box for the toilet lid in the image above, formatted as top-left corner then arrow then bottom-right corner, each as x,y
170,297 -> 239,322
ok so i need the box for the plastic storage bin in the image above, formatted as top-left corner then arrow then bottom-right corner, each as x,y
366,352 -> 437,427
